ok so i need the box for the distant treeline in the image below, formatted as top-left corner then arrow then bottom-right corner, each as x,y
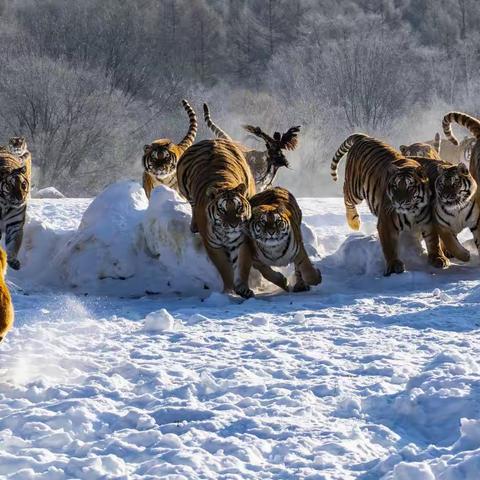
0,0 -> 478,195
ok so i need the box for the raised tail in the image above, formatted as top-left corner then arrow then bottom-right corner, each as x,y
433,132 -> 441,153
331,133 -> 368,181
177,99 -> 198,153
203,103 -> 232,140
442,112 -> 480,146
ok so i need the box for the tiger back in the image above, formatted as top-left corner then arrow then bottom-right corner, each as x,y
331,134 -> 447,275
177,138 -> 256,298
0,151 -> 30,270
400,133 -> 441,160
247,187 -> 321,292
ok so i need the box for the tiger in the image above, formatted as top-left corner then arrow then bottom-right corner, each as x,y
411,156 -> 477,262
0,247 -> 14,343
177,138 -> 256,298
203,103 -> 300,191
7,137 -> 32,188
399,133 -> 441,159
331,133 -> 448,276
0,151 -> 30,270
442,112 -> 480,181
246,187 -> 321,292
142,99 -> 197,198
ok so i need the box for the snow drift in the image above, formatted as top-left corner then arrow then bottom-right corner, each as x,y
15,181 -> 320,296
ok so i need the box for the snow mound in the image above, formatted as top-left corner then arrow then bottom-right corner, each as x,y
16,182 -> 323,296
33,187 -> 65,198
143,308 -> 177,332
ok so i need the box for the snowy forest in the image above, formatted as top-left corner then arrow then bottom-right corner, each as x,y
0,0 -> 478,195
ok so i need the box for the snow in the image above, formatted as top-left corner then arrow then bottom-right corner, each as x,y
1,181 -> 480,479
33,187 -> 65,199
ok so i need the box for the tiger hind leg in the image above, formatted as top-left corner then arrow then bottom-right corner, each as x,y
345,201 -> 361,231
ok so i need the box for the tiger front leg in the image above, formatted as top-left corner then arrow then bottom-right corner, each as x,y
438,226 -> 470,262
5,222 -> 24,270
293,246 -> 322,292
252,259 -> 289,292
423,225 -> 450,269
232,243 -> 254,299
378,213 -> 404,276
203,242 -> 235,294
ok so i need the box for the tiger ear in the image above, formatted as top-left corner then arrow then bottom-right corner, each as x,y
206,186 -> 218,200
143,144 -> 151,153
457,162 -> 469,175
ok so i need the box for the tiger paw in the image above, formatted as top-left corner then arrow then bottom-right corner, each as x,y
8,258 -> 20,270
348,217 -> 361,231
429,254 -> 450,269
455,247 -> 470,263
306,268 -> 322,286
235,284 -> 254,299
293,281 -> 310,293
384,259 -> 405,276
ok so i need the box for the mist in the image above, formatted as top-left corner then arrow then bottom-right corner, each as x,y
0,0 -> 478,197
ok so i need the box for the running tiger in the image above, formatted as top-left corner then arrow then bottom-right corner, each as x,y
414,156 -> 477,262
177,138 -> 255,298
7,136 -> 32,191
442,112 -> 480,180
331,134 -> 448,276
400,133 -> 441,159
203,103 -> 300,191
246,187 -> 321,292
0,247 -> 14,343
0,150 -> 30,270
142,99 -> 197,198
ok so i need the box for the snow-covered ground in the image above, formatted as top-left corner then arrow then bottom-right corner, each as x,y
1,182 -> 480,479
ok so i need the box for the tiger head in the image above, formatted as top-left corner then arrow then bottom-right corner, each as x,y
243,125 -> 300,169
8,137 -> 28,157
386,166 -> 429,214
206,183 -> 251,231
399,142 -> 439,159
248,205 -> 290,247
435,163 -> 476,208
0,165 -> 29,206
143,140 -> 178,180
